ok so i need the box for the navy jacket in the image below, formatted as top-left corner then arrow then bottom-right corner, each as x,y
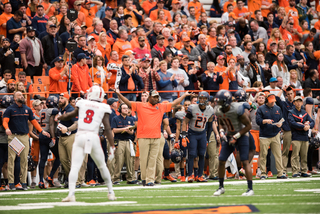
201,72 -> 223,96
256,104 -> 283,138
59,104 -> 78,136
275,96 -> 294,131
119,66 -> 144,92
288,107 -> 314,141
111,114 -> 135,140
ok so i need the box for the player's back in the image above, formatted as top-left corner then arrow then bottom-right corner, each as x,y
215,102 -> 244,136
40,108 -> 59,132
188,104 -> 214,132
76,99 -> 111,134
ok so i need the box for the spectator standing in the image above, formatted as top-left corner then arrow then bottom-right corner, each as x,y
73,35 -> 91,60
32,5 -> 48,36
6,11 -> 24,42
201,62 -> 223,96
249,20 -> 268,47
149,0 -> 172,22
138,57 -> 160,91
196,34 -> 216,71
106,20 -> 119,46
296,0 -> 313,28
265,41 -> 278,67
102,6 -> 113,31
71,53 -> 93,96
212,36 -> 225,59
41,24 -> 64,74
188,0 -> 205,22
49,56 -> 69,94
288,96 -> 314,177
38,21 -> 54,41
3,91 -> 49,190
180,37 -> 200,62
92,55 -> 108,92
0,79 -> 16,98
97,32 -> 112,64
279,15 -> 294,46
17,72 -> 33,93
0,38 -> 15,77
124,0 -> 142,27
80,0 -> 103,28
271,53 -> 289,86
180,55 -> 197,91
0,3 -> 13,38
256,94 -> 287,179
20,26 -> 46,79
112,29 -> 132,60
73,1 -> 86,27
157,60 -> 177,102
133,36 -> 151,60
284,45 -> 303,76
151,35 -> 166,61
167,56 -> 189,98
147,22 -> 162,47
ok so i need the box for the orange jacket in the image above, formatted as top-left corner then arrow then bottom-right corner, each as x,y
97,42 -> 112,61
71,63 -> 93,92
112,38 -> 132,59
49,67 -> 68,93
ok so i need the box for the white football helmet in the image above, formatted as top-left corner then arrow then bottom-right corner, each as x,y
86,86 -> 105,102
107,63 -> 120,71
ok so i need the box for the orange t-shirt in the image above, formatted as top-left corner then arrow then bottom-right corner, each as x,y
280,26 -> 293,45
112,38 -> 132,60
124,66 -> 135,91
81,5 -> 98,27
206,35 -> 217,48
42,2 -> 56,17
131,102 -> 172,138
0,13 -> 13,37
188,1 -> 205,21
292,25 -> 302,42
285,6 -> 299,22
124,8 -> 141,28
149,9 -> 172,22
24,82 -> 33,93
279,0 -> 289,8
214,66 -> 228,89
142,0 -> 157,15
49,67 -> 68,93
261,0 -> 272,17
248,0 -> 262,17
223,1 -> 236,12
76,11 -> 86,26
232,7 -> 249,19
56,13 -> 64,23
315,20 -> 320,30
93,67 -> 108,92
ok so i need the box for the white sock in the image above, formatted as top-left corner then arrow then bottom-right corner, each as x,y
53,178 -> 58,182
32,177 -> 36,183
135,171 -> 138,180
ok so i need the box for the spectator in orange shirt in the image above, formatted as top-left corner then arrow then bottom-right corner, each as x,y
149,0 -> 172,22
188,0 -> 205,22
142,0 -> 156,15
97,32 -> 111,64
156,9 -> 168,26
223,0 -> 236,12
71,53 -> 93,96
56,3 -> 68,23
280,15 -> 294,46
89,20 -> 105,42
93,55 -> 108,91
206,27 -> 217,48
214,55 -> 228,89
0,3 -> 13,37
81,0 -> 103,28
233,0 -> 251,19
49,55 -> 69,94
73,1 -> 86,27
112,29 -> 132,60
130,27 -> 151,51
124,0 -> 142,27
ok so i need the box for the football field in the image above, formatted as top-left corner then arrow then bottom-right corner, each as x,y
0,176 -> 320,214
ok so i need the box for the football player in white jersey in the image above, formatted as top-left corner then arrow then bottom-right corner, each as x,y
59,86 -> 116,202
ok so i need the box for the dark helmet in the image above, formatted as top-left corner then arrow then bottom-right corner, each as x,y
171,149 -> 183,163
46,96 -> 59,108
215,90 -> 232,110
234,90 -> 247,102
0,95 -> 13,108
198,91 -> 210,106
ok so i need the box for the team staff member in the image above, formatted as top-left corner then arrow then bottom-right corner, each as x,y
256,94 -> 287,179
3,91 -> 50,190
58,92 -> 78,186
111,103 -> 136,184
288,96 -> 314,178
114,89 -> 192,186
49,55 -> 69,94
276,85 -> 294,176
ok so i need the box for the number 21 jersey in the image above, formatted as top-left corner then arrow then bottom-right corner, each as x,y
187,104 -> 214,132
76,99 -> 112,134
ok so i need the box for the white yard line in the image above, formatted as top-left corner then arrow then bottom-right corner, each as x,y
0,177 -> 319,196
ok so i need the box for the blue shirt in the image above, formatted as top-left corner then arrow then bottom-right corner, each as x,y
6,17 -> 22,42
109,108 -> 117,124
256,104 -> 283,138
32,16 -> 48,35
275,96 -> 294,131
288,107 -> 314,141
111,114 -> 135,140
157,71 -> 178,101
59,104 -> 78,136
3,103 -> 35,134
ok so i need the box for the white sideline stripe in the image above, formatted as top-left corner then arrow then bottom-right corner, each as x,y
0,201 -> 137,211
0,177 -> 319,196
294,189 -> 320,192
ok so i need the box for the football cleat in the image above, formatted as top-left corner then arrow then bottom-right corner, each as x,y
38,182 -> 47,189
9,183 -> 16,190
54,181 -> 62,188
62,195 -> 76,202
15,183 -> 24,190
180,176 -> 186,182
239,168 -> 246,176
213,187 -> 225,196
81,182 -> 90,187
242,189 -> 254,196
45,177 -> 54,187
292,174 -> 300,178
30,182 -> 36,189
308,169 -> 319,174
301,173 -> 311,177
87,180 -> 97,186
108,193 -> 117,201
260,176 -> 266,180
277,175 -> 288,179
164,175 -> 177,182
197,176 -> 208,182
267,171 -> 273,177
187,175 -> 194,183
0,185 -> 6,191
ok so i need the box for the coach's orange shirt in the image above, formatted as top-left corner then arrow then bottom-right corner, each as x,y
131,102 -> 172,138
214,66 -> 229,90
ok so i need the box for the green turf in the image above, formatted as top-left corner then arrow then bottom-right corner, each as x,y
1,177 -> 320,214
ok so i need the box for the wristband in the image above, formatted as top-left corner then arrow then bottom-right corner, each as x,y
233,132 -> 241,139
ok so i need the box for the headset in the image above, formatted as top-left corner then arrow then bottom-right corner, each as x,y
118,103 -> 127,114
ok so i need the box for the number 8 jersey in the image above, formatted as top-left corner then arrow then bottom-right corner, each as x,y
76,99 -> 112,134
187,104 -> 214,132
214,102 -> 245,136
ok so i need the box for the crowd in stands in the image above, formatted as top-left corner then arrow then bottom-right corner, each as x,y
0,0 -> 319,190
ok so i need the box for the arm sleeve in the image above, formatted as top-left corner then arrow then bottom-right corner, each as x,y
255,108 -> 263,126
31,119 -> 43,133
49,68 -> 62,81
2,117 -> 9,130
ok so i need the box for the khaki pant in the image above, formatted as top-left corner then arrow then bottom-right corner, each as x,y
139,138 -> 160,184
107,141 -> 115,180
282,131 -> 292,173
291,141 -> 309,174
155,134 -> 166,183
8,134 -> 29,184
77,154 -> 87,185
58,134 -> 75,177
207,132 -> 219,178
260,133 -> 283,177
114,140 -> 134,182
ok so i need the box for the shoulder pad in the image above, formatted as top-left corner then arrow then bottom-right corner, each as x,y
102,103 -> 112,114
75,99 -> 84,108
175,111 -> 186,120
51,108 -> 59,116
242,102 -> 251,110
236,103 -> 245,116
306,97 -> 314,105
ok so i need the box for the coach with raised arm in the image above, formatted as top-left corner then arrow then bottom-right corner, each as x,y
114,89 -> 192,186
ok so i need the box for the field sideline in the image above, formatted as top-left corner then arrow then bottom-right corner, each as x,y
0,176 -> 319,214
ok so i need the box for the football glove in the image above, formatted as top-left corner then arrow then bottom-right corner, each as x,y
108,146 -> 116,161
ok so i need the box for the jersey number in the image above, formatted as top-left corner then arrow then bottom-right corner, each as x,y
84,110 -> 94,124
195,116 -> 207,129
219,118 -> 235,132
40,112 -> 46,128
